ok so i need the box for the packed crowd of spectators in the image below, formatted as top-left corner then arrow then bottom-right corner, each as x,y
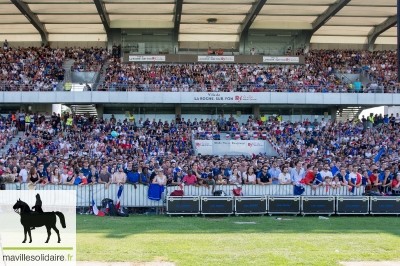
95,49 -> 397,93
0,113 -> 18,151
1,110 -> 400,196
0,44 -> 64,91
0,44 -> 397,93
69,47 -> 108,72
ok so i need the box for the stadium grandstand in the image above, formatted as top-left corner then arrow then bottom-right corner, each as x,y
1,0 -> 400,213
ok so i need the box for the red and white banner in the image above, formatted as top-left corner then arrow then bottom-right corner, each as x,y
197,140 -> 265,155
198,56 -> 234,62
128,55 -> 166,62
263,56 -> 299,63
194,140 -> 213,154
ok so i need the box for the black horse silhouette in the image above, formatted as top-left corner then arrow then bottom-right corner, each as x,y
13,198 -> 66,243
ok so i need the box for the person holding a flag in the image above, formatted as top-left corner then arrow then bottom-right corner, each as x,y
348,166 -> 362,193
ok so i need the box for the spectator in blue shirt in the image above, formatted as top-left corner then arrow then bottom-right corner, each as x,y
268,162 -> 281,185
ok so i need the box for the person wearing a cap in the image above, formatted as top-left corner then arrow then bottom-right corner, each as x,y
152,167 -> 167,186
64,171 -> 75,185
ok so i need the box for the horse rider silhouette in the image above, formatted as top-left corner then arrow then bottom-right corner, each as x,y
13,196 -> 66,243
31,193 -> 43,230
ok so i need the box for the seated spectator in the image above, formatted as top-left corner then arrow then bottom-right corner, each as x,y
216,48 -> 224,55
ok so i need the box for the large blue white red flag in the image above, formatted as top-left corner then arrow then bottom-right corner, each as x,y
92,198 -> 105,216
115,185 -> 123,210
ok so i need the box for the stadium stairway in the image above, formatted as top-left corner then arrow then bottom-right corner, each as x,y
92,61 -> 109,91
70,104 -> 98,117
56,59 -> 75,91
336,106 -> 364,122
1,131 -> 23,153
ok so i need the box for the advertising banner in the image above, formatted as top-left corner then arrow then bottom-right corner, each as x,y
198,56 -> 235,62
263,56 -> 300,63
0,190 -> 76,266
192,92 -> 258,103
199,140 -> 265,155
128,55 -> 166,62
194,140 -> 213,155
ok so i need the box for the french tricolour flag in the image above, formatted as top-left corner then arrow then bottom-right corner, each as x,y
106,202 -> 110,213
92,198 -> 105,216
115,185 -> 123,211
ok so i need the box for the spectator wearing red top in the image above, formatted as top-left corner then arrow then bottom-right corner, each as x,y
392,173 -> 400,194
182,170 -> 197,185
368,169 -> 382,191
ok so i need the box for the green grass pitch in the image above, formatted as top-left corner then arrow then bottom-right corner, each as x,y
76,215 -> 400,266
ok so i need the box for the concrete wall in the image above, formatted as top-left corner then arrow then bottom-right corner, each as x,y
0,92 -> 395,106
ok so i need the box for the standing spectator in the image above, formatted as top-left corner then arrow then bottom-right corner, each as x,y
182,170 -> 197,185
278,166 -> 291,185
257,166 -> 272,185
268,162 -> 281,185
114,167 -> 127,186
320,164 -> 333,180
18,162 -> 31,184
98,166 -> 112,189
243,166 -> 256,184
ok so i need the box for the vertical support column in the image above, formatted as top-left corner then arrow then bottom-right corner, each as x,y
175,104 -> 182,120
52,104 -> 62,115
330,106 -> 338,122
97,104 -> 104,118
252,105 -> 260,119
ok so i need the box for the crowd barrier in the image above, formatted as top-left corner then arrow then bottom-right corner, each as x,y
5,183 -> 399,216
4,183 -> 363,208
166,196 -> 400,216
4,183 -> 163,208
165,184 -> 364,197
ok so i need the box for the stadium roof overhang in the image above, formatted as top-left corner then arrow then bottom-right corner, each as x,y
0,0 -> 396,46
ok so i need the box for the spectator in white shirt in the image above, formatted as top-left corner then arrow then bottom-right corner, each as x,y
18,162 -> 31,184
243,166 -> 257,184
319,163 -> 333,180
278,166 -> 291,185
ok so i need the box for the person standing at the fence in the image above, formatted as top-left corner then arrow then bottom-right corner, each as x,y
291,162 -> 306,195
257,166 -> 272,185
114,167 -> 127,186
268,162 -> 281,185
98,166 -> 112,189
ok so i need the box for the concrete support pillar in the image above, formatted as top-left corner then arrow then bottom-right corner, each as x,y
52,104 -> 62,115
97,104 -> 104,118
252,105 -> 260,119
175,104 -> 181,119
330,106 -> 338,122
